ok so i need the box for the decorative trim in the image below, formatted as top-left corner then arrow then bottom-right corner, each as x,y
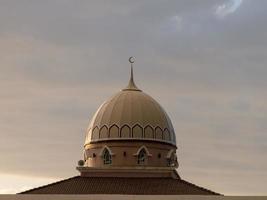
86,138 -> 177,147
166,149 -> 176,159
109,124 -> 120,138
99,145 -> 115,156
133,145 -> 152,157
132,124 -> 143,138
89,124 -> 175,144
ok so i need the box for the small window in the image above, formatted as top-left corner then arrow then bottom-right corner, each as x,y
103,148 -> 112,165
168,152 -> 178,167
137,148 -> 147,165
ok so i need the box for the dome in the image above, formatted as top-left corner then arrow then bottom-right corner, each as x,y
85,66 -> 176,146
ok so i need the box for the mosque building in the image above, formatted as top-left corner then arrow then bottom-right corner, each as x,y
21,58 -> 219,195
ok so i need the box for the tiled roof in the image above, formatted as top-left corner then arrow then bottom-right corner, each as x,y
20,176 -> 220,195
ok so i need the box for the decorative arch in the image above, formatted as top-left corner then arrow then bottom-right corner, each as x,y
144,125 -> 154,139
137,148 -> 147,165
109,124 -> 119,138
99,145 -> 115,156
133,145 -> 152,157
132,124 -> 143,138
99,145 -> 115,165
166,149 -> 178,168
155,126 -> 163,140
92,126 -> 99,140
166,149 -> 176,159
99,125 -> 108,139
163,128 -> 171,141
134,146 -> 151,165
120,124 -> 131,138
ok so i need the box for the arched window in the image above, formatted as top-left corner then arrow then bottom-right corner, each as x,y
103,148 -> 112,165
134,146 -> 151,165
166,149 -> 178,167
137,148 -> 147,165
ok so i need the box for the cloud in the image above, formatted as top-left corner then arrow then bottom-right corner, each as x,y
160,15 -> 183,34
169,15 -> 183,32
215,0 -> 243,18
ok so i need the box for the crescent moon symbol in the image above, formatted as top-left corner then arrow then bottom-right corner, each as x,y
129,57 -> 134,63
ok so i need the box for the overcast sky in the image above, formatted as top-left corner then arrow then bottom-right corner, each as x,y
0,0 -> 266,195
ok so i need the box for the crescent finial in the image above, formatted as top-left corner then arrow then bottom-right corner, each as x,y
123,57 -> 141,91
129,56 -> 134,64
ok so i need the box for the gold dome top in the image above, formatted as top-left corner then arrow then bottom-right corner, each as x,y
85,61 -> 176,146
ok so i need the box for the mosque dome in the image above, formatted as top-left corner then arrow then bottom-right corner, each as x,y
81,59 -> 179,172
85,64 -> 176,146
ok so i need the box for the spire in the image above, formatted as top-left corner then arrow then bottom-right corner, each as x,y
123,57 -> 141,91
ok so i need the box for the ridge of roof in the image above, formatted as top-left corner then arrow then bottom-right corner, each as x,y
179,179 -> 221,196
19,176 -> 80,194
20,176 -> 221,195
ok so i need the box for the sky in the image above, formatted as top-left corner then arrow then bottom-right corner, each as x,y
0,0 -> 266,195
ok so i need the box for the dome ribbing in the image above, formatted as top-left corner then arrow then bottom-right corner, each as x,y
85,66 -> 176,146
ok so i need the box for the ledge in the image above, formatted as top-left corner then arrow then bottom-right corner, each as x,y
76,166 -> 180,179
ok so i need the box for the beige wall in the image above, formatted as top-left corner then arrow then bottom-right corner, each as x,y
84,140 -> 177,168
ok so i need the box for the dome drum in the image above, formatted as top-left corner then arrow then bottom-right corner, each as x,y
83,141 -> 178,169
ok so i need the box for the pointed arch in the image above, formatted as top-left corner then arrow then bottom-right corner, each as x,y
166,149 -> 176,159
144,125 -> 154,139
92,126 -> 99,140
163,128 -> 171,141
103,148 -> 112,165
133,145 -> 152,157
133,146 -> 151,165
166,149 -> 178,168
99,145 -> 114,156
155,126 -> 163,140
109,124 -> 119,138
99,146 -> 114,165
99,125 -> 108,139
120,124 -> 131,138
137,148 -> 147,165
132,124 -> 143,138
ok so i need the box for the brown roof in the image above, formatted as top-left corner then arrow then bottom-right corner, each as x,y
20,176 -> 220,195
